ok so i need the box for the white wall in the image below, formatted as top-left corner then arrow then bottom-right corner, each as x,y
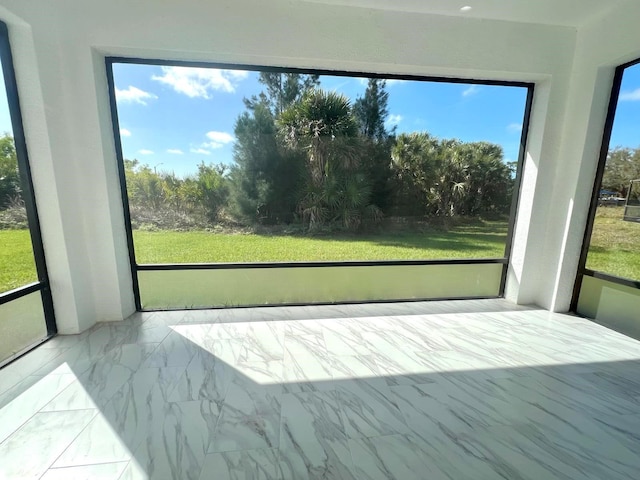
0,0 -> 607,331
533,0 -> 640,312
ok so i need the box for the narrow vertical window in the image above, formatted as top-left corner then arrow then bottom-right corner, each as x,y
0,22 -> 55,365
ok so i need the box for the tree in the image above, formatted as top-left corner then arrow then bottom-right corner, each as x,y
256,72 -> 320,115
353,79 -> 391,142
0,134 -> 20,208
602,147 -> 640,198
391,133 -> 511,217
460,142 -> 511,215
391,132 -> 440,215
279,90 -> 379,229
279,90 -> 359,186
353,79 -> 395,209
196,162 -> 229,222
229,96 -> 303,223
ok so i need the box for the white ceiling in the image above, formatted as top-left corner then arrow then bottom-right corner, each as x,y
301,0 -> 627,27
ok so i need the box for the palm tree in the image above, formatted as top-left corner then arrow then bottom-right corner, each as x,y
278,90 -> 359,188
279,90 -> 378,229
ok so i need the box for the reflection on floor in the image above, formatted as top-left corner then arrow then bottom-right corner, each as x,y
1,299 -> 640,479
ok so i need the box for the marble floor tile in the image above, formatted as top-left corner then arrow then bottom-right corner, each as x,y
279,391 -> 357,480
449,424 -> 624,480
239,322 -> 285,363
168,340 -> 241,408
40,378 -> 100,411
280,391 -> 345,451
40,462 -> 129,480
349,433 -> 449,480
198,448 -> 282,480
321,321 -> 371,356
0,409 -> 97,480
235,359 -> 285,386
0,347 -> 67,394
0,372 -> 77,443
141,331 -> 197,368
2,299 -> 640,480
0,373 -> 46,408
335,378 -> 409,438
282,333 -> 334,392
53,410 -> 133,468
329,354 -> 382,381
208,377 -> 282,453
99,366 -> 185,451
279,437 -> 358,480
122,400 -> 212,480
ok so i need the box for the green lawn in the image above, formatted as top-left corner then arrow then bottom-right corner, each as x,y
132,222 -> 508,264
0,229 -> 37,293
1,209 -> 637,294
585,206 -> 640,280
0,221 -> 507,293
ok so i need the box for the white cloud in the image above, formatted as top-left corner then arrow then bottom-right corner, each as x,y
119,128 -> 131,137
138,149 -> 154,155
206,131 -> 234,143
167,149 -> 184,155
385,114 -> 403,127
116,86 -> 158,105
462,85 -> 480,97
190,148 -> 211,155
619,88 -> 640,101
507,123 -> 523,133
152,66 -> 249,99
203,131 -> 235,149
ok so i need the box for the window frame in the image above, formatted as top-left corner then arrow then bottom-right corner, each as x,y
0,21 -> 56,365
105,56 -> 534,311
571,58 -> 640,312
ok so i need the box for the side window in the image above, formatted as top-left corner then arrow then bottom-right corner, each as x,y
0,22 -> 55,366
574,60 -> 640,329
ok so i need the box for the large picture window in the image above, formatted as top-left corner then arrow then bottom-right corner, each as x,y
574,59 -> 640,329
108,59 -> 532,309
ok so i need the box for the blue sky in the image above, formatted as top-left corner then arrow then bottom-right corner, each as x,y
0,62 -> 639,177
111,63 -> 530,177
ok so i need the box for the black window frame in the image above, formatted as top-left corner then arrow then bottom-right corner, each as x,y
572,57 -> 640,312
0,21 -> 56,365
106,56 -> 534,311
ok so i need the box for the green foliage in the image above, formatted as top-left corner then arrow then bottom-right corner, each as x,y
0,133 -> 21,208
391,133 -> 512,216
256,72 -> 320,115
123,159 -> 229,229
229,96 -> 304,224
196,162 -> 229,222
602,147 -> 640,197
279,90 -> 382,230
353,79 -> 392,142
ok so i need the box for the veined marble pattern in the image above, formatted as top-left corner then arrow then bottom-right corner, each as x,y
1,299 -> 640,479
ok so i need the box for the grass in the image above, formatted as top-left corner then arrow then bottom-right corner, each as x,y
585,206 -> 640,280
1,209 -> 637,294
0,220 -> 507,293
132,221 -> 508,264
0,229 -> 37,293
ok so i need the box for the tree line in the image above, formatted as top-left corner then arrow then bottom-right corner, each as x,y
0,75 -> 540,231
601,147 -> 640,199
123,75 -> 515,232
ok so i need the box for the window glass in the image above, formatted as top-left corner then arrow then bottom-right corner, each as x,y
585,63 -> 640,282
0,62 -> 38,293
112,63 -> 529,264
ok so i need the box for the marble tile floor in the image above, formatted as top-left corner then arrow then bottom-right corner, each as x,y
1,299 -> 640,479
